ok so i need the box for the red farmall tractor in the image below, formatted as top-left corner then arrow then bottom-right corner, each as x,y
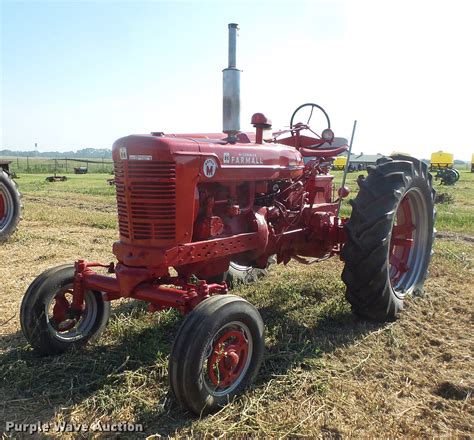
20,24 -> 435,414
0,160 -> 21,242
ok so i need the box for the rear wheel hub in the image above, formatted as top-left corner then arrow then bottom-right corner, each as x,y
389,187 -> 430,296
0,184 -> 14,230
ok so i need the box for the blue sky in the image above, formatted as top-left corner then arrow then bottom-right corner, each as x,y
2,0 -> 473,160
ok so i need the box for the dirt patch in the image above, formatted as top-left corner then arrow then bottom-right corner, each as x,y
434,381 -> 473,401
0,186 -> 473,437
436,231 -> 474,243
435,192 -> 455,204
1,241 -> 472,437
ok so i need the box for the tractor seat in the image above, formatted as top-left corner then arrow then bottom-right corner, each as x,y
320,137 -> 349,149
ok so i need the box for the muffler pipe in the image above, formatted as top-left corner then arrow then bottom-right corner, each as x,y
223,23 -> 241,142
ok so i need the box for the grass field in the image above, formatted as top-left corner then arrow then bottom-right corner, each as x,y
0,169 -> 472,438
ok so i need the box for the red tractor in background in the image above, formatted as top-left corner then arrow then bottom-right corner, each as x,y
20,24 -> 435,415
0,160 -> 21,242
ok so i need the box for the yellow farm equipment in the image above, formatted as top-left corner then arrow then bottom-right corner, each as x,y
333,156 -> 347,170
430,151 -> 459,185
430,151 -> 453,170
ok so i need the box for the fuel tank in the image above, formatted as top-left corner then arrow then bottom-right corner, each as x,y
112,133 -> 304,249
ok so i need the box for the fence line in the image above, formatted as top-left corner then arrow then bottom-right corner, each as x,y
6,157 -> 114,174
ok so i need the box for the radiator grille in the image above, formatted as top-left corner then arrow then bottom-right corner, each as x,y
114,161 -> 176,241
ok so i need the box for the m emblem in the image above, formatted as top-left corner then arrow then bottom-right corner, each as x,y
203,158 -> 217,178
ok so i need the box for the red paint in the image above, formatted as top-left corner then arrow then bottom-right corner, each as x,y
208,329 -> 249,388
0,194 -> 5,219
338,186 -> 350,199
51,293 -> 74,331
390,197 -> 415,285
299,145 -> 348,158
64,113 -> 352,316
251,113 -> 272,144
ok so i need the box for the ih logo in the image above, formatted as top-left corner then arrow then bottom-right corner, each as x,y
223,152 -> 230,164
203,158 -> 217,178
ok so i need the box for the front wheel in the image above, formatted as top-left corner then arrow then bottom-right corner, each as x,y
169,295 -> 264,415
20,265 -> 111,355
341,156 -> 435,321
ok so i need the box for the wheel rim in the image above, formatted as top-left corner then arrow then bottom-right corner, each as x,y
0,183 -> 14,232
389,188 -> 430,297
230,261 -> 254,282
45,284 -> 98,342
229,262 -> 252,272
203,321 -> 253,397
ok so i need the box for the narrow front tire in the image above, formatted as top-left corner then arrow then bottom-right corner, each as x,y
169,295 -> 264,415
20,265 -> 111,355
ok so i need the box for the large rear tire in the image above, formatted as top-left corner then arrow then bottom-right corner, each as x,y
0,169 -> 21,242
208,261 -> 269,286
341,156 -> 435,321
207,257 -> 275,287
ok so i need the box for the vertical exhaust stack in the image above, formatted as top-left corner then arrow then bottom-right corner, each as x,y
223,23 -> 240,143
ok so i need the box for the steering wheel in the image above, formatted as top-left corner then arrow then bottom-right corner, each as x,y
290,103 -> 331,130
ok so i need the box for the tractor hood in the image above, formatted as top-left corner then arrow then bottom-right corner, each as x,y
112,133 -> 304,183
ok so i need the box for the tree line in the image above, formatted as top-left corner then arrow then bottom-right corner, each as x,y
0,148 -> 112,159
